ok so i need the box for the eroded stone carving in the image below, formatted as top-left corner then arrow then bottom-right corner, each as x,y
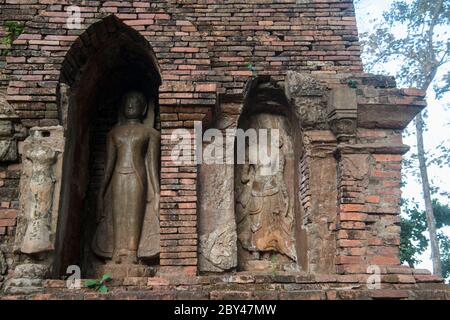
236,114 -> 297,271
0,250 -> 6,275
92,91 -> 160,264
198,103 -> 240,272
14,126 -> 65,257
199,223 -> 237,272
198,159 -> 237,272
6,126 -> 64,293
0,90 -> 20,162
327,87 -> 358,142
21,133 -> 58,255
284,71 -> 329,129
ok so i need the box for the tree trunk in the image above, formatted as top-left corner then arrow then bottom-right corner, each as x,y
415,112 -> 442,277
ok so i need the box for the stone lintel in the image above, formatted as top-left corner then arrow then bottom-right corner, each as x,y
337,143 -> 410,155
357,103 -> 424,130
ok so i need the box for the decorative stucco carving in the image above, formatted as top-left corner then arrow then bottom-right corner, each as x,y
199,223 -> 237,272
327,87 -> 358,142
284,71 -> 329,129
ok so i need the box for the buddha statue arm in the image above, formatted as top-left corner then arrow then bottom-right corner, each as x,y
97,131 -> 117,221
146,130 -> 160,206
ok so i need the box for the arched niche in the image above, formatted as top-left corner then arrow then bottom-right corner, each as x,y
235,78 -> 306,272
54,15 -> 161,277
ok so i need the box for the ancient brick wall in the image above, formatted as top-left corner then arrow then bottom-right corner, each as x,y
0,0 -> 363,276
0,0 -> 438,294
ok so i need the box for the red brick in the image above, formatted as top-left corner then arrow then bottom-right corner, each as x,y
340,212 -> 367,222
337,240 -> 365,248
0,202 -> 10,208
401,88 -> 426,97
340,204 -> 364,212
155,14 -> 170,20
258,21 -> 274,26
336,256 -> 363,264
369,290 -> 409,299
371,170 -> 400,178
373,155 -> 402,162
0,210 -> 17,219
336,264 -> 367,274
171,47 -> 199,53
147,277 -> 170,286
366,195 -> 380,203
178,203 -> 196,209
180,179 -> 196,185
340,222 -> 366,230
230,70 -> 253,76
195,83 -> 216,92
0,219 -> 16,227
369,256 -> 400,265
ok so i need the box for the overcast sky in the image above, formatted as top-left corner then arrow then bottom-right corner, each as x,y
354,0 -> 450,272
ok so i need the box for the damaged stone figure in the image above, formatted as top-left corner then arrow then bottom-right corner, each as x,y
236,114 -> 297,271
21,130 -> 59,256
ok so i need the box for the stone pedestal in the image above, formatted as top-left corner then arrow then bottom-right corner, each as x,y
94,263 -> 156,279
4,264 -> 48,294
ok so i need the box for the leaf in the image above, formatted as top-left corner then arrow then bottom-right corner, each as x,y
101,272 -> 112,283
85,279 -> 98,287
98,284 -> 108,294
347,79 -> 358,88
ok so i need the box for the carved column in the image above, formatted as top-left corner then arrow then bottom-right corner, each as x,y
302,130 -> 338,274
198,98 -> 241,272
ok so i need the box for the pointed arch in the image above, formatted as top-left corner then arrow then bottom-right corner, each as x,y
54,15 -> 161,277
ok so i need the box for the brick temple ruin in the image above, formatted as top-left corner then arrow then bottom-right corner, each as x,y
0,0 -> 449,300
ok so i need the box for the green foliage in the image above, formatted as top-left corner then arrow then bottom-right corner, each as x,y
85,272 -> 112,293
347,79 -> 358,89
1,21 -> 24,56
400,200 -> 450,279
437,231 -> 450,280
360,0 -> 449,92
247,63 -> 257,78
400,201 -> 429,266
1,21 -> 24,46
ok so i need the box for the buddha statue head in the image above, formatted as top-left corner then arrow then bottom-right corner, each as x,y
122,91 -> 147,120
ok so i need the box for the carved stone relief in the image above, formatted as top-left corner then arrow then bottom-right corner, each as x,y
6,126 -> 64,293
199,163 -> 237,272
14,126 -> 65,257
0,89 -> 22,162
284,71 -> 329,129
21,140 -> 58,255
327,87 -> 358,142
236,113 -> 298,271
198,103 -> 240,272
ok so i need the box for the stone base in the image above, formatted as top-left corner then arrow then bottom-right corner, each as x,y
242,260 -> 300,272
93,263 -> 157,279
3,263 -> 49,294
1,270 -> 449,300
